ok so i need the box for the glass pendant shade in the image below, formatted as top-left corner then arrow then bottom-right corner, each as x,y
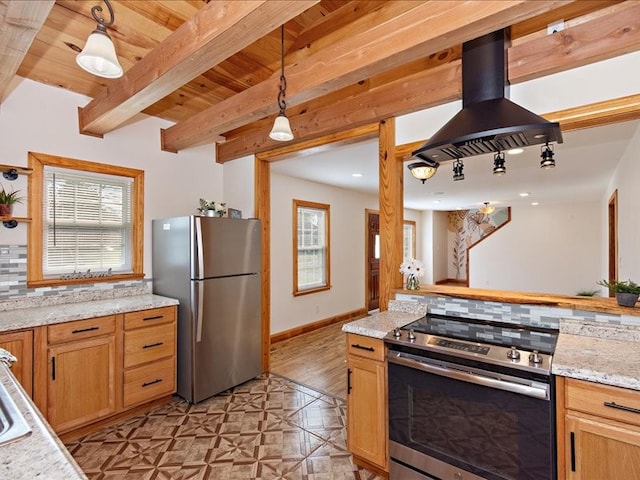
269,114 -> 294,141
76,30 -> 123,79
408,161 -> 438,183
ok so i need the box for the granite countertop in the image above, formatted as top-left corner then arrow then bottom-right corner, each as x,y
342,301 -> 427,338
0,294 -> 179,333
0,364 -> 87,479
553,319 -> 640,391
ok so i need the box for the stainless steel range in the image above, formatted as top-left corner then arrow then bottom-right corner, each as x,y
385,313 -> 559,480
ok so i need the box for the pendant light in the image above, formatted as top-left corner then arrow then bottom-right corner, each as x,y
493,152 -> 506,176
480,202 -> 495,214
76,0 -> 123,79
452,159 -> 464,181
408,161 -> 439,183
540,142 -> 556,169
269,25 -> 294,142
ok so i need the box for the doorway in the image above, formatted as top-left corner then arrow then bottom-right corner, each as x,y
608,190 -> 618,297
366,209 -> 380,312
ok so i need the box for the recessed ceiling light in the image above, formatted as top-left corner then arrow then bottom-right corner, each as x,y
519,192 -> 530,197
531,202 -> 540,206
534,134 -> 545,139
432,200 -> 441,204
507,148 -> 524,155
351,173 -> 363,178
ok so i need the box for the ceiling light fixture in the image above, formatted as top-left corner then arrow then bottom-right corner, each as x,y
76,0 -> 123,79
452,159 -> 464,181
269,25 -> 294,142
480,202 -> 495,214
507,148 -> 524,155
493,151 -> 506,176
540,142 -> 556,169
408,161 -> 439,183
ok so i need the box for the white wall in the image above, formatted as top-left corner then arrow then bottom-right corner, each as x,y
604,121 -> 640,288
432,211 -> 449,283
469,203 -> 602,295
223,155 -> 255,218
0,78 -> 224,277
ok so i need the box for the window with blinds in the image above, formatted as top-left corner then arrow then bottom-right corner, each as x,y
27,152 -> 144,287
293,199 -> 330,295
43,167 -> 133,277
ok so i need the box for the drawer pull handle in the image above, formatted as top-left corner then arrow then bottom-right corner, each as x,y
604,401 -> 640,415
351,343 -> 375,352
143,315 -> 163,321
72,326 -> 99,334
142,378 -> 163,387
143,342 -> 164,349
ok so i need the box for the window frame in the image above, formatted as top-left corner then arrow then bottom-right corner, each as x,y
403,220 -> 417,262
292,199 -> 330,296
27,152 -> 144,287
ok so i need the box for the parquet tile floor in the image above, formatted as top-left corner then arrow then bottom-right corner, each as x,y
66,373 -> 383,480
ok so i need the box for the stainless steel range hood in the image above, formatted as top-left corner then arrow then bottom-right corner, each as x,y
412,29 -> 562,164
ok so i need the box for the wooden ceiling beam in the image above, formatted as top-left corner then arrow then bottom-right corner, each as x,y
0,0 -> 54,102
162,0 -> 569,152
78,0 -> 319,137
217,2 -> 640,162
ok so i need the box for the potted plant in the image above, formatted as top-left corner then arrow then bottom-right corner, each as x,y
597,279 -> 640,307
197,199 -> 226,217
0,184 -> 23,217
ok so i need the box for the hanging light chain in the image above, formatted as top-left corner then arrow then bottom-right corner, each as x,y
277,25 -> 287,114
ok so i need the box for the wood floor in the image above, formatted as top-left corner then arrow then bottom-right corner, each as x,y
270,318 -> 363,400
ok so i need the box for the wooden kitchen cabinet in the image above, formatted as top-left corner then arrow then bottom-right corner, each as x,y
46,315 -> 117,433
122,306 -> 176,408
558,377 -> 640,480
0,329 -> 33,396
346,333 -> 388,473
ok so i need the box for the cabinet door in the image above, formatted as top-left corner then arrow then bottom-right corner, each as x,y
0,329 -> 33,396
567,414 -> 640,480
347,354 -> 388,470
48,335 -> 116,433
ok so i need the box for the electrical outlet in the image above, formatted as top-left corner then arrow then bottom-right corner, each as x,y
547,20 -> 565,35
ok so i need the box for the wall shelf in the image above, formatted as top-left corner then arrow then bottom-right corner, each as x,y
1,217 -> 31,229
1,163 -> 32,181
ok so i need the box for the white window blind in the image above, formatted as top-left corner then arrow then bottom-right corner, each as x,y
43,166 -> 134,277
297,206 -> 327,290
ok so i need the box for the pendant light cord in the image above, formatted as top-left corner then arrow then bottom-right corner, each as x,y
277,25 -> 287,115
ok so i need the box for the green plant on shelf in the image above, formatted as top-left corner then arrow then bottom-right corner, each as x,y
597,279 -> 640,294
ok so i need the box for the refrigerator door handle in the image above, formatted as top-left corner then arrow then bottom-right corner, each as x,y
195,216 -> 204,279
196,280 -> 204,342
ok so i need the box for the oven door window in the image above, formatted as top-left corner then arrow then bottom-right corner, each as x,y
389,362 -> 556,480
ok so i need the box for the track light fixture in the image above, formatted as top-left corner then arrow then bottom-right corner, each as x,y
452,159 -> 464,181
76,0 -> 123,78
408,161 -> 439,183
493,151 -> 506,176
269,25 -> 294,142
540,142 -> 555,169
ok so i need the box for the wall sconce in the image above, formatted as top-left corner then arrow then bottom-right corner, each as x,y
76,0 -> 123,78
493,152 -> 506,176
480,202 -> 495,214
540,142 -> 555,169
408,161 -> 439,183
269,25 -> 294,142
452,159 -> 464,181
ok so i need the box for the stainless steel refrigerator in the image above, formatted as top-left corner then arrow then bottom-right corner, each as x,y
152,216 -> 262,403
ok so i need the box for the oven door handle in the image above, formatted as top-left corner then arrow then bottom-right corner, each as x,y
388,353 -> 549,400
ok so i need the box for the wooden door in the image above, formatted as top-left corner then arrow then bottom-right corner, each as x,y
366,210 -> 380,311
48,335 -> 116,432
0,329 -> 33,396
566,414 -> 640,480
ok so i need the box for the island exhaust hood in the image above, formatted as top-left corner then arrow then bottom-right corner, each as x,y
412,29 -> 562,165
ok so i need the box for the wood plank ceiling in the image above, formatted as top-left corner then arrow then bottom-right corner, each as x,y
2,0 -> 639,162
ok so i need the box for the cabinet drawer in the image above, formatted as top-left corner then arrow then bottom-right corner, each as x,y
124,306 -> 175,330
566,378 -> 640,427
124,322 -> 175,368
48,315 -> 116,344
346,333 -> 385,362
123,357 -> 175,408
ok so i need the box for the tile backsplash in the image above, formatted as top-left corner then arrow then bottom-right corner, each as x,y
0,244 -> 151,311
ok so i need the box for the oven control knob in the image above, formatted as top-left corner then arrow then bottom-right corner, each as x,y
507,346 -> 520,360
407,329 -> 416,341
529,350 -> 543,364
393,328 -> 401,338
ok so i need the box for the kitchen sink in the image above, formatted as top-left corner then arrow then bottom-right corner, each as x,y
0,379 -> 32,446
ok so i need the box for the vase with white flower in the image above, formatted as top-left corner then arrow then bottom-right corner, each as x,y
400,258 -> 424,290
197,199 -> 226,217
